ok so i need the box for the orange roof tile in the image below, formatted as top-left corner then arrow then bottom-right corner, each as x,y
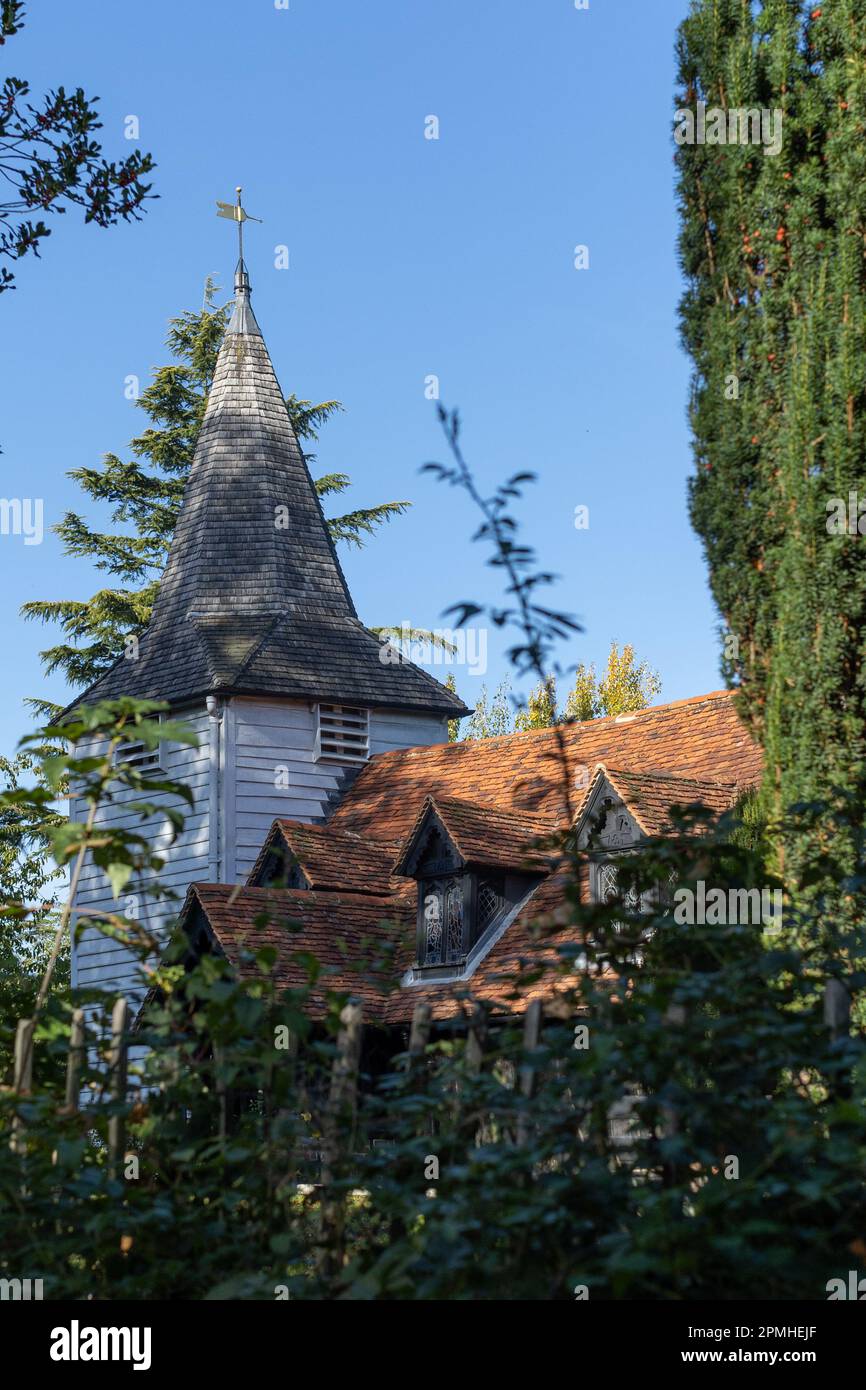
575,765 -> 741,838
180,690 -> 762,1024
392,794 -> 558,875
246,819 -> 401,895
185,882 -> 414,1015
329,690 -> 761,842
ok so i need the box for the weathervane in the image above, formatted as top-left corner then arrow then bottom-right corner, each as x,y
216,186 -> 262,266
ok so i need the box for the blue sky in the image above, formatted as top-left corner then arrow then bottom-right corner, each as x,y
0,0 -> 716,756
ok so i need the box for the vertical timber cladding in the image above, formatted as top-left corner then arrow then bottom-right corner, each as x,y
229,696 -> 449,883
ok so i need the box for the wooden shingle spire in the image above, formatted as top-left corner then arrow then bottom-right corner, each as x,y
74,238 -> 467,717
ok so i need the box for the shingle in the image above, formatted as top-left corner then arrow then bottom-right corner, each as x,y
576,765 -> 740,838
67,301 -> 468,718
186,882 -> 415,1016
392,794 -> 557,874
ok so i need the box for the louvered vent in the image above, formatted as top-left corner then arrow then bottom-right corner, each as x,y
114,740 -> 160,772
115,715 -> 163,772
315,704 -> 369,765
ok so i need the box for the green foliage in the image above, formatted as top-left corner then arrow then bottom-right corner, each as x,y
1,411 -> 866,1300
2,781 -> 865,1299
0,1 -> 155,291
0,699 -> 196,1086
563,643 -> 662,722
0,748 -> 64,1077
444,673 -> 462,741
458,643 -> 661,740
675,0 -> 866,946
462,678 -> 515,740
22,286 -> 412,696
514,674 -> 557,731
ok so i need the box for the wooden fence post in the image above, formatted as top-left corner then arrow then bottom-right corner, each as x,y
824,978 -> 850,1043
408,1001 -> 432,1062
213,1041 -> 227,1146
10,1018 -> 34,1155
64,1008 -> 86,1114
108,997 -> 129,1177
407,1000 -> 432,1136
517,999 -> 542,1145
465,1005 -> 487,1076
317,1002 -> 364,1284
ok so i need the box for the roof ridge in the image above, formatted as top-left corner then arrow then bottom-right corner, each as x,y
346,688 -> 740,768
598,763 -> 740,788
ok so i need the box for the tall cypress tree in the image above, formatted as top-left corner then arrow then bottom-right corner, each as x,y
23,285 -> 412,706
676,0 -> 866,949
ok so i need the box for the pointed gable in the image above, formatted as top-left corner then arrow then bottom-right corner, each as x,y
393,794 -> 557,877
574,763 -> 740,849
247,818 -> 401,895
72,263 -> 467,718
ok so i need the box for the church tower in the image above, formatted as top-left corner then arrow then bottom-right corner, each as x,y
70,239 -> 468,999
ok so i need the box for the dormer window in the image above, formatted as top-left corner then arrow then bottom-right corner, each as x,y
595,860 -> 642,918
392,795 -> 549,980
419,871 -> 508,969
477,874 -> 505,931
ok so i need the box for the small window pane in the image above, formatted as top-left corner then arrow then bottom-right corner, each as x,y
477,878 -> 503,933
445,879 -> 464,958
423,886 -> 444,964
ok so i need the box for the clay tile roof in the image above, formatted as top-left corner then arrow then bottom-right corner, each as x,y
186,882 -> 415,1016
382,870 -> 577,1024
576,764 -> 741,838
329,690 -> 761,843
184,878 -> 577,1025
179,690 -> 762,1024
247,819 -> 402,895
392,794 -> 558,876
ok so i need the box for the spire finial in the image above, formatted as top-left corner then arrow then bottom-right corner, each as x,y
216,187 -> 264,336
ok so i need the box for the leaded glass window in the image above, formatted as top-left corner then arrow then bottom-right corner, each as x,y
418,871 -> 511,969
592,857 -> 659,966
422,875 -> 464,965
597,861 -> 640,925
445,880 -> 464,958
477,875 -> 505,933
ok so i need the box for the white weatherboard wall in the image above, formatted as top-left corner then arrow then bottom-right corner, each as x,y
72,698 -> 448,997
228,698 -> 447,881
71,707 -> 211,1004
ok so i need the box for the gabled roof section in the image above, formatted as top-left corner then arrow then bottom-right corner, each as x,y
329,690 -> 761,841
383,869 -> 577,1023
574,765 -> 740,840
180,876 -> 579,1025
169,690 -> 759,1027
183,882 -> 414,1016
247,818 -> 401,895
393,794 -> 557,877
69,265 -> 468,719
